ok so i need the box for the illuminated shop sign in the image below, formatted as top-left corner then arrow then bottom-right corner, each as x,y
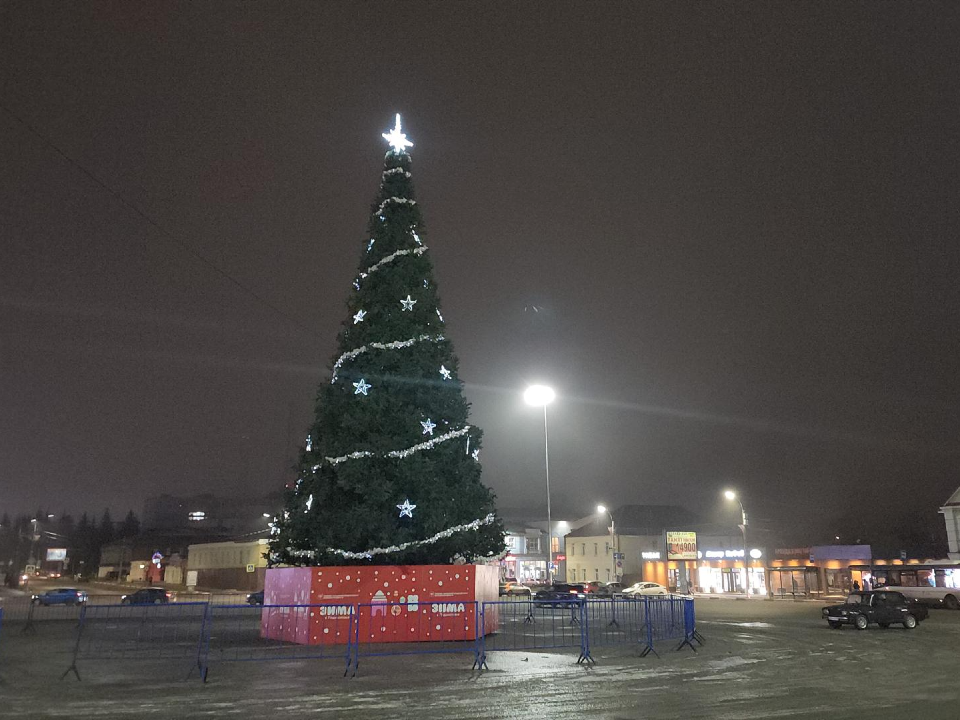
641,551 -> 661,560
699,549 -> 764,560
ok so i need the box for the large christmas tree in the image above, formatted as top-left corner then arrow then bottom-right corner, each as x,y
269,116 -> 504,567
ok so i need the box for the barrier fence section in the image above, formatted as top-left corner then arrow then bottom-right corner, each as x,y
477,599 -> 587,668
49,595 -> 700,682
62,602 -> 210,680
199,603 -> 355,680
350,600 -> 482,675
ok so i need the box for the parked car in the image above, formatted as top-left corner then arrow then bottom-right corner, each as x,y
31,588 -> 88,606
533,583 -> 587,607
822,591 -> 928,630
121,587 -> 172,605
596,582 -> 624,597
247,590 -> 264,605
499,580 -> 533,597
620,582 -> 669,597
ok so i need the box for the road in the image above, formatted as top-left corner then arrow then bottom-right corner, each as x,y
1,597 -> 958,719
0,578 -> 249,621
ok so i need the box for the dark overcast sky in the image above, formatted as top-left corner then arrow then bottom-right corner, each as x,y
1,2 -> 958,536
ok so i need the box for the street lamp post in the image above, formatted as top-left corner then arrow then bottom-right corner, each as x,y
524,384 -> 556,584
597,504 -> 619,583
724,490 -> 749,596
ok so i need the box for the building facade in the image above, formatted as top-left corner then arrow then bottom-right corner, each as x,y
941,486 -> 960,561
563,505 -> 757,592
186,539 -> 268,591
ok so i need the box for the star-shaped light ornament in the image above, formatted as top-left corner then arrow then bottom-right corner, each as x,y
353,309 -> 367,324
353,378 -> 372,395
439,365 -> 452,380
382,113 -> 413,154
400,295 -> 417,311
305,494 -> 314,512
421,418 -> 436,436
472,449 -> 481,462
397,498 -> 417,518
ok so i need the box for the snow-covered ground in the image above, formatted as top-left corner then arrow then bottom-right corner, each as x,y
1,599 -> 958,719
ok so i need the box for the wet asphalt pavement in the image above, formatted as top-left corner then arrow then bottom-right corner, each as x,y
1,598 -> 957,719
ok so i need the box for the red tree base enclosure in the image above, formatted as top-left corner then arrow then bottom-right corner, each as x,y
262,564 -> 500,644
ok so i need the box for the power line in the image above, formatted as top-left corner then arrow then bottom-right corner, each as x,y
0,100 -> 310,334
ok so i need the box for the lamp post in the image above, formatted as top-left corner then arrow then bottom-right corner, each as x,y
597,504 -> 619,583
724,490 -> 749,596
524,384 -> 556,584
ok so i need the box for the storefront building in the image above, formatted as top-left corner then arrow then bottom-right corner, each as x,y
563,506 -> 749,592
768,545 -> 872,598
500,527 -> 548,583
695,547 -> 767,595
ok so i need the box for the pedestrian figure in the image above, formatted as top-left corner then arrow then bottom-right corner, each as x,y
852,580 -> 860,592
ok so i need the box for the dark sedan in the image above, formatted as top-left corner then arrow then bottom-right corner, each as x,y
121,587 -> 172,605
533,583 -> 586,608
822,591 -> 928,630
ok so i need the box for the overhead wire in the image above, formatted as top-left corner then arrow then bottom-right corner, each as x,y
0,100 -> 310,335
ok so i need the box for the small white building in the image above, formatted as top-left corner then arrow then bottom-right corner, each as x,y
940,486 -> 960,561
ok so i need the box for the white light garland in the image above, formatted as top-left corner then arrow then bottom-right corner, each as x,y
386,425 -> 471,459
317,426 -> 470,467
356,245 -> 428,286
284,512 -> 497,561
374,196 -> 417,216
323,450 -> 374,467
382,167 -> 411,178
330,333 -> 444,383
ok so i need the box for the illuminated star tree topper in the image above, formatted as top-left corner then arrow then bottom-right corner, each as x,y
382,113 -> 413,154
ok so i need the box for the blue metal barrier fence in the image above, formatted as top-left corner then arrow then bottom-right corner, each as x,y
52,595 -> 699,681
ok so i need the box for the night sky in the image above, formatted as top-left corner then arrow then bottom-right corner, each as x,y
2,3 -> 958,540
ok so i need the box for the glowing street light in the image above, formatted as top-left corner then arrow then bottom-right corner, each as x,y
723,489 -> 749,596
524,384 -> 556,583
523,384 -> 555,407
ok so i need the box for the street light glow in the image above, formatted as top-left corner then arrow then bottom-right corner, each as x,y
597,504 -> 607,515
723,490 -> 737,501
523,384 -> 555,407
